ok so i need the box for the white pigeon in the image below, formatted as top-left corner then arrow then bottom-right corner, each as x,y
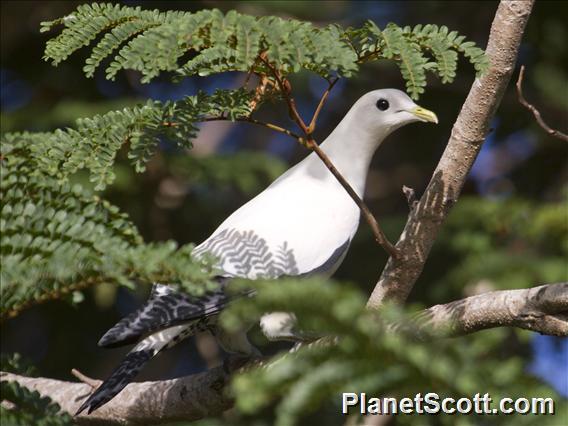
77,89 -> 438,414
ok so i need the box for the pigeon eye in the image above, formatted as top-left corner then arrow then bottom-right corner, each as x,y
376,99 -> 389,111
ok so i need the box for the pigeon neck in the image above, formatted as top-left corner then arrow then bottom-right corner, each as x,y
314,113 -> 387,197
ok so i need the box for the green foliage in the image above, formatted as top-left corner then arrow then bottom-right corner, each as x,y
0,136 -> 217,320
41,3 -> 486,97
0,356 -> 70,425
0,381 -> 73,426
18,3 -> 489,195
40,4 -> 358,81
9,89 -> 253,190
0,354 -> 38,377
23,3 -> 489,198
344,22 -> 489,98
9,3 -> 488,198
220,279 -> 562,426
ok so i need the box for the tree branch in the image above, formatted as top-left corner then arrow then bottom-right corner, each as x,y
1,364 -> 235,425
309,142 -> 399,258
367,0 -> 535,308
201,116 -> 303,141
401,282 -> 568,338
3,282 -> 565,423
307,77 -> 338,134
516,65 -> 568,142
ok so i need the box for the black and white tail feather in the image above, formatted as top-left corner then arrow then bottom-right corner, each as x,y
76,279 -> 252,415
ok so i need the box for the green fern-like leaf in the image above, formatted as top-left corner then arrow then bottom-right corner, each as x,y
6,90 -> 253,190
383,23 -> 428,98
83,17 -> 162,78
1,135 -> 139,317
42,3 -> 145,66
0,136 -> 217,319
459,41 -> 490,76
42,4 -> 358,82
41,3 -> 487,99
346,21 -> 488,99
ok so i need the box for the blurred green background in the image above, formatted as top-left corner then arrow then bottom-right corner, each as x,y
1,1 -> 567,424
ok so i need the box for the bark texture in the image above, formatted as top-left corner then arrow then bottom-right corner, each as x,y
1,365 -> 233,425
405,282 -> 568,338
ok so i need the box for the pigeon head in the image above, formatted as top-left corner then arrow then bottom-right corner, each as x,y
315,89 -> 439,195
350,89 -> 438,138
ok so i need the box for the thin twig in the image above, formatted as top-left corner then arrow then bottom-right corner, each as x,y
307,77 -> 339,134
258,57 -> 306,130
201,116 -> 303,141
309,142 -> 399,258
243,63 -> 257,89
71,368 -> 101,389
402,185 -> 418,210
516,65 -> 568,142
259,57 -> 399,258
2,278 -> 100,322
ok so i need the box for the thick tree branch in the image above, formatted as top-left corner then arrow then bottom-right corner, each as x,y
3,282 -> 565,424
367,0 -> 535,307
402,282 -> 568,338
516,65 -> 568,142
1,364 -> 234,425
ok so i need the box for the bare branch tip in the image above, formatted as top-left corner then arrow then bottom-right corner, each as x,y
402,185 -> 418,210
71,368 -> 101,389
515,65 -> 568,143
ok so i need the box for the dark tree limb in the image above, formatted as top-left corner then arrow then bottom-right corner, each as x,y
367,0 -> 536,308
516,65 -> 568,142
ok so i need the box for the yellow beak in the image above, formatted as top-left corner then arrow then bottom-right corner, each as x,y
409,106 -> 438,124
